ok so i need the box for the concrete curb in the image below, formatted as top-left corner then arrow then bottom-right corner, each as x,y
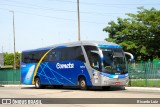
126,87 -> 160,91
1,85 -> 34,87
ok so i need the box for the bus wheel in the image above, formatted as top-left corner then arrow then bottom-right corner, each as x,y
35,77 -> 43,89
79,77 -> 88,90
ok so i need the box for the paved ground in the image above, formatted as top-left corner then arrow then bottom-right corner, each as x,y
0,85 -> 160,107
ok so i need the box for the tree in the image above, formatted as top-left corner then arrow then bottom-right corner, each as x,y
4,52 -> 20,68
103,7 -> 160,61
4,52 -> 14,66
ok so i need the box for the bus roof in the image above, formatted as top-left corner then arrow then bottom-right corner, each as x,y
22,41 -> 121,53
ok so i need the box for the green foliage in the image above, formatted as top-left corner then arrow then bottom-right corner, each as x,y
4,52 -> 20,68
15,52 -> 20,68
4,53 -> 14,65
103,7 -> 160,61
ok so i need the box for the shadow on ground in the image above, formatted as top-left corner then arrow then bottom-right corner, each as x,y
21,85 -> 126,91
0,85 -> 4,87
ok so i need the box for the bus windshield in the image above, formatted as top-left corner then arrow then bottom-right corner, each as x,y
101,48 -> 127,74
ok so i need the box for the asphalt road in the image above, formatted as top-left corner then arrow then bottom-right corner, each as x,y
0,85 -> 160,107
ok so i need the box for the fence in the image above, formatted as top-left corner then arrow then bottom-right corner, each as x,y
0,69 -> 20,85
0,61 -> 160,87
128,60 -> 160,87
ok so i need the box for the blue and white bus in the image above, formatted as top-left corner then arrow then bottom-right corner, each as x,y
21,41 -> 129,90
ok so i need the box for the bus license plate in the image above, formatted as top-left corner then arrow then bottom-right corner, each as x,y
115,82 -> 121,85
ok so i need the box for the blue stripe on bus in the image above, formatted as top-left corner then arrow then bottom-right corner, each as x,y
98,44 -> 122,49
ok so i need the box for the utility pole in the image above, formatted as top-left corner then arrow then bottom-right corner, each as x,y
77,0 -> 81,41
10,11 -> 16,69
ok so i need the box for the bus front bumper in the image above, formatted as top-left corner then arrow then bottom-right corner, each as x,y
101,77 -> 129,86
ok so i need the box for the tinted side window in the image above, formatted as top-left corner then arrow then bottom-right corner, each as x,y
48,50 -> 56,62
84,46 -> 98,59
48,46 -> 85,62
74,46 -> 85,62
41,48 -> 61,62
22,52 -> 28,63
60,48 -> 68,61
60,46 -> 85,62
84,46 -> 101,70
22,50 -> 48,63
41,50 -> 49,62
22,52 -> 39,63
22,46 -> 86,63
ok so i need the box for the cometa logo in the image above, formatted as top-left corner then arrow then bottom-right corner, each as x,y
56,63 -> 74,69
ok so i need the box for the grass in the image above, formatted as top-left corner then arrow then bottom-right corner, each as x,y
129,79 -> 160,87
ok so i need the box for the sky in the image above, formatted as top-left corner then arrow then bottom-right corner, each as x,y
0,0 -> 160,53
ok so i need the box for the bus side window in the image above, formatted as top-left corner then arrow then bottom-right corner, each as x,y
52,46 -> 85,62
23,53 -> 30,63
40,50 -> 48,62
61,48 -> 68,61
89,52 -> 101,70
56,51 -> 61,61
67,48 -> 74,60
22,52 -> 39,63
84,46 -> 101,70
49,51 -> 56,62
66,46 -> 85,62
75,46 -> 85,62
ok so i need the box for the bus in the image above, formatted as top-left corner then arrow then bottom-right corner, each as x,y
21,41 -> 129,90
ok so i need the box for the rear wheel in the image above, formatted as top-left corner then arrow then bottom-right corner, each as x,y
79,77 -> 88,90
35,77 -> 44,89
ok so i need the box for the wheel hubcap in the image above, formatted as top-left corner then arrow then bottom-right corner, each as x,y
35,79 -> 39,88
81,80 -> 85,87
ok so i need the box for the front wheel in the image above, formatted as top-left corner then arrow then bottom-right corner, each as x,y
35,77 -> 44,89
79,77 -> 88,90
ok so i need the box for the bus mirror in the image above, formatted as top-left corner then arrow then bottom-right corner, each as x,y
124,52 -> 134,63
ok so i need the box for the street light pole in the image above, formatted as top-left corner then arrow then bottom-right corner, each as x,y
10,10 -> 16,69
77,0 -> 81,41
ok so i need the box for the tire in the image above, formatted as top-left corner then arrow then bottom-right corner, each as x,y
102,86 -> 111,90
79,77 -> 88,90
35,77 -> 44,89
120,86 -> 126,90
